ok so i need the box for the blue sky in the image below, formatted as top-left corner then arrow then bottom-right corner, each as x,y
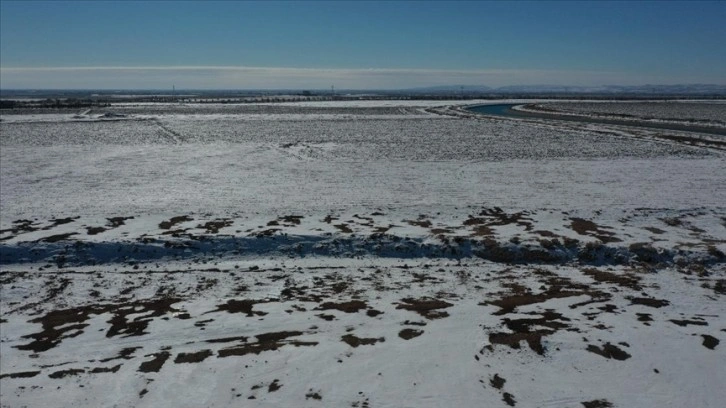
1,0 -> 725,89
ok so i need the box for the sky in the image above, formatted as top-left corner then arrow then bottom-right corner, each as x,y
1,0 -> 725,89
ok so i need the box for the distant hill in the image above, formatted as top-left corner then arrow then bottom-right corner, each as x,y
404,84 -> 726,95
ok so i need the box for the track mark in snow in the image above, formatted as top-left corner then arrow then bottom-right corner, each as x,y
152,118 -> 184,143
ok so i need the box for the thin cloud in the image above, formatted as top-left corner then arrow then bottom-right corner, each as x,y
0,66 -> 703,89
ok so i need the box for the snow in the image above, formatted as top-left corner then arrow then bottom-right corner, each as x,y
1,100 -> 725,408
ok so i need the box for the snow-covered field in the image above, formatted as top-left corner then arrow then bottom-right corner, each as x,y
1,100 -> 724,408
518,101 -> 726,130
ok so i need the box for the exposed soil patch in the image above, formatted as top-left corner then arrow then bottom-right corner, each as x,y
138,352 -> 171,372
48,368 -> 85,379
714,280 -> 725,295
486,278 -> 599,315
0,371 -> 40,379
16,297 -> 180,352
334,223 -> 353,233
38,232 -> 77,243
159,215 -> 193,230
702,334 -> 719,350
90,364 -> 121,373
570,218 -> 621,243
398,328 -> 423,340
670,319 -> 708,327
490,374 -> 506,389
197,219 -> 232,234
256,331 -> 304,342
86,226 -> 107,235
586,343 -> 631,360
268,379 -> 282,392
406,219 -> 432,228
630,297 -> 670,308
174,349 -> 213,364
218,331 -> 317,357
317,300 -> 367,313
582,268 -> 641,290
341,334 -> 385,347
636,313 -> 653,324
206,335 -> 249,343
488,311 -> 570,355
99,347 -> 140,362
582,400 -> 613,408
503,392 -> 516,406
210,299 -> 273,317
1,219 -> 40,236
280,215 -> 303,225
306,390 -> 323,400
107,216 -> 134,228
396,297 -> 453,319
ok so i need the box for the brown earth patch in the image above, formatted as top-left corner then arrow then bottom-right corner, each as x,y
206,335 -> 249,343
670,319 -> 708,327
486,280 -> 599,315
107,216 -> 134,228
503,392 -> 516,406
48,368 -> 85,379
98,347 -> 141,363
570,218 -> 621,243
582,400 -> 613,408
280,215 -> 304,225
86,226 -> 107,235
138,352 -> 171,372
334,223 -> 353,233
306,390 -> 323,400
210,299 -> 273,317
702,334 -> 719,350
341,334 -> 385,347
256,331 -> 304,342
398,328 -> 423,340
636,313 -> 653,324
714,280 -> 725,295
366,309 -> 383,317
38,232 -> 77,243
586,343 -> 631,360
630,297 -> 670,308
159,215 -> 193,230
90,364 -> 121,373
197,219 -> 232,234
317,300 -> 367,313
175,349 -> 213,364
0,371 -> 41,379
218,331 -> 317,357
16,297 -> 180,352
488,311 -> 570,355
268,379 -> 282,392
582,268 -> 641,290
406,219 -> 432,228
490,374 -> 506,389
396,297 -> 453,319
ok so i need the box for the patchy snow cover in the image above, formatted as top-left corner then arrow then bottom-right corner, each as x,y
1,101 -> 725,408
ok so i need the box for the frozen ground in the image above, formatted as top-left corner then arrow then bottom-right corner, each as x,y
519,101 -> 726,130
1,100 -> 725,407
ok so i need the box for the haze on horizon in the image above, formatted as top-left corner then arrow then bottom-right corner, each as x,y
1,0 -> 725,90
